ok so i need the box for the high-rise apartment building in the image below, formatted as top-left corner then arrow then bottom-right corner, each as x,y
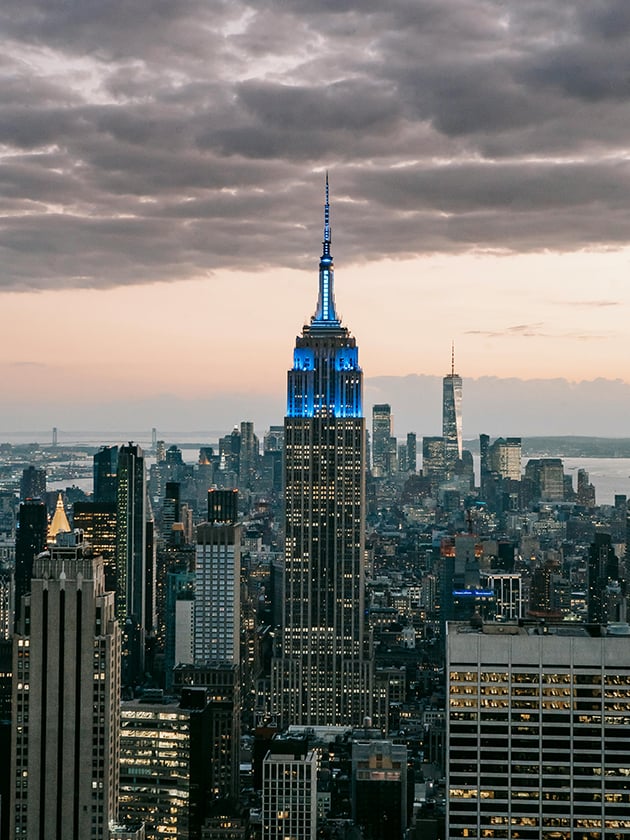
447,620 -> 630,838
271,179 -> 371,727
195,491 -> 241,665
10,531 -> 120,839
442,347 -> 463,475
372,404 -> 392,477
20,465 -> 46,501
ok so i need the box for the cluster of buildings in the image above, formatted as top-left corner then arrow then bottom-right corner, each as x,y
0,184 -> 630,839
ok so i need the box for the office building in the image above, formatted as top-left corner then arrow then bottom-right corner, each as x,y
119,689 -> 213,840
10,531 -> 120,840
173,663 -> 241,801
488,437 -> 522,481
271,179 -> 372,727
443,347 -> 463,475
372,403 -> 392,477
447,620 -> 630,838
14,498 -> 48,630
422,436 -> 446,490
262,746 -> 318,840
525,458 -> 565,502
94,445 -> 119,504
195,491 -> 241,665
239,421 -> 259,491
72,500 -> 117,592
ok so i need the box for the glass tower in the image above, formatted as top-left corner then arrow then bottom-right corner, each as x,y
442,345 -> 463,474
271,178 -> 372,727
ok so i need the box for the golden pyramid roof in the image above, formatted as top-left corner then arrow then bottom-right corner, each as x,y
48,492 -> 71,540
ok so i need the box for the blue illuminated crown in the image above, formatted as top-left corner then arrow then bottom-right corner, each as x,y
286,176 -> 362,419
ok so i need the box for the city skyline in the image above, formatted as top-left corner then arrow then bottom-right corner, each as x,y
2,1 -> 630,432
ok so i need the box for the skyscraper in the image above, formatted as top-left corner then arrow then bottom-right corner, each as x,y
73,500 -> 117,592
14,498 -> 48,630
20,465 -> 46,501
194,490 -> 241,665
94,445 -> 119,505
588,532 -> 620,624
442,345 -> 463,475
271,178 -> 371,727
10,531 -> 120,839
406,431 -> 417,474
372,404 -> 392,477
116,442 -> 150,682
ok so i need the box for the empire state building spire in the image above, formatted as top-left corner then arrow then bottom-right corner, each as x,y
312,173 -> 340,326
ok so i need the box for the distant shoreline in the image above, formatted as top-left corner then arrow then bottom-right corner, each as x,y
464,436 -> 630,459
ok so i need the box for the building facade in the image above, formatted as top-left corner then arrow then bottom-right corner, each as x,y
119,690 -> 212,840
194,491 -> 241,666
372,404 -> 392,477
14,498 -> 48,630
262,748 -> 318,840
447,620 -> 630,839
10,531 -> 120,839
271,179 -> 372,727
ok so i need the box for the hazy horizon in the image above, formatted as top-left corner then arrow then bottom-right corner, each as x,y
3,373 -> 630,445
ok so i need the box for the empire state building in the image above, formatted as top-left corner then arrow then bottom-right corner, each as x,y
271,179 -> 372,727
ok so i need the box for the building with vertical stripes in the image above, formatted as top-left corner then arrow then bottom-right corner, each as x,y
10,530 -> 120,839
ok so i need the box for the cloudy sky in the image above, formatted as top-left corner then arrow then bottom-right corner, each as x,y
2,0 -> 630,439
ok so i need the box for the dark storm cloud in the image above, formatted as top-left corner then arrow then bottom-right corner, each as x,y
1,0 -> 630,290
